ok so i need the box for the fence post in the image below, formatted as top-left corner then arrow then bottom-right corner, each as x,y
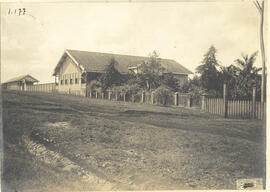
108,91 -> 112,100
24,80 -> 27,91
132,94 -> 135,103
95,91 -> 98,99
141,91 -> 145,103
252,87 -> 256,119
201,94 -> 207,110
187,94 -> 192,108
223,84 -> 228,118
151,91 -> 155,104
174,92 -> 179,106
115,91 -> 118,101
123,92 -> 126,102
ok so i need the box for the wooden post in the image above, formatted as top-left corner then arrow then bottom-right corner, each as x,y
252,87 -> 256,119
24,80 -> 27,91
108,91 -> 112,100
95,91 -> 98,99
151,91 -> 155,104
223,84 -> 228,118
123,92 -> 126,102
131,94 -> 135,103
201,94 -> 206,110
174,92 -> 179,106
115,91 -> 118,101
141,91 -> 145,103
187,94 -> 192,108
101,92 -> 104,99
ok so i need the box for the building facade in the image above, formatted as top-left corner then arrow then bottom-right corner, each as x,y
56,56 -> 85,95
53,49 -> 193,95
2,75 -> 39,91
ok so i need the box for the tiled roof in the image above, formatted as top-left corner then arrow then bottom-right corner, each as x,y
4,74 -> 39,84
53,49 -> 193,75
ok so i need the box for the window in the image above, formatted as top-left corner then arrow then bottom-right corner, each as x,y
70,78 -> 73,84
65,79 -> 68,84
61,80 -> 63,85
75,78 -> 78,84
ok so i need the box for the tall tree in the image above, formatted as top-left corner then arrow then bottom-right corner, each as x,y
196,46 -> 220,95
254,0 -> 266,102
161,72 -> 179,92
137,51 -> 165,90
99,57 -> 123,90
233,52 -> 261,99
218,64 -> 239,99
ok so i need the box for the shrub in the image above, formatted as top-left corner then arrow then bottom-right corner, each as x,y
111,84 -> 142,102
154,85 -> 173,106
87,80 -> 102,93
99,57 -> 123,90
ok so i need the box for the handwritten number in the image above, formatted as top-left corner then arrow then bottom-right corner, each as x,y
7,8 -> 26,16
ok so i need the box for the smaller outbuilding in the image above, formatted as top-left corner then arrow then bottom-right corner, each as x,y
2,74 -> 39,91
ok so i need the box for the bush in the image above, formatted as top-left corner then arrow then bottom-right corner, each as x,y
111,84 -> 142,102
87,80 -> 102,93
99,57 -> 124,90
154,86 -> 173,106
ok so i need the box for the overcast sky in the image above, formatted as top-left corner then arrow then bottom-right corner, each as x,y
1,1 -> 266,83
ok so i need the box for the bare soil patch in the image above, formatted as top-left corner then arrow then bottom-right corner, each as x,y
2,90 -> 265,191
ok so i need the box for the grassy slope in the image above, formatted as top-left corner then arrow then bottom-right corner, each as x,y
2,90 -> 265,191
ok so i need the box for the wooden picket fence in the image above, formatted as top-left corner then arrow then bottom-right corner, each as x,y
203,97 -> 266,120
201,84 -> 266,120
204,98 -> 224,116
227,100 -> 266,120
86,90 -> 192,107
27,83 -> 57,93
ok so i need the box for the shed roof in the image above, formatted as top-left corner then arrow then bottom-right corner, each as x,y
53,49 -> 193,75
4,74 -> 39,84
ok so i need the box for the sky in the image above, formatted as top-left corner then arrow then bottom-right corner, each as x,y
1,1 -> 267,83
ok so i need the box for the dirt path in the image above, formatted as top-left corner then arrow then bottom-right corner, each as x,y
22,135 -> 116,190
2,91 -> 265,191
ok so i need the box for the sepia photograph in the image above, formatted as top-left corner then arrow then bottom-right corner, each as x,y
0,0 -> 268,191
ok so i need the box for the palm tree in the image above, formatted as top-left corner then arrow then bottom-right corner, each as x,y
234,51 -> 261,75
233,52 -> 261,99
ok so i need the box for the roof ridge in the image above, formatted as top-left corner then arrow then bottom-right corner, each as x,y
66,49 -> 149,58
4,74 -> 39,83
54,49 -> 193,75
66,49 -> 175,61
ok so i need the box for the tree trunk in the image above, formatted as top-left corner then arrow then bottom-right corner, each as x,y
259,2 -> 266,103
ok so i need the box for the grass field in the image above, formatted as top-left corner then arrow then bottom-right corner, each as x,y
2,90 -> 265,191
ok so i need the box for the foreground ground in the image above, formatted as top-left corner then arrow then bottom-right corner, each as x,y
2,90 -> 265,191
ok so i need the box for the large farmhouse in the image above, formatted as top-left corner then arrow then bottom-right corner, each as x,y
53,49 -> 192,95
2,74 -> 39,91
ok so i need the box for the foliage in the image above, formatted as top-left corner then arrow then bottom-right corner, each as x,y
154,85 -> 173,106
111,83 -> 141,96
99,57 -> 123,91
232,52 -> 261,99
194,46 -> 261,100
179,76 -> 205,105
136,51 -> 165,90
86,80 -> 102,93
196,46 -> 220,95
161,72 -> 179,92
